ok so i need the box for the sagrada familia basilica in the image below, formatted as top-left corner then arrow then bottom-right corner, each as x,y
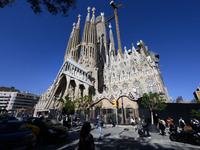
35,6 -> 170,122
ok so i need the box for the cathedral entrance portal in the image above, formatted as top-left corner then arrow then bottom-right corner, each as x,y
90,98 -> 138,124
69,80 -> 76,100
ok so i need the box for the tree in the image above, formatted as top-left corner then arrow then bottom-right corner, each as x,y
191,99 -> 200,104
58,95 -> 75,115
74,95 -> 92,111
141,92 -> 167,124
191,109 -> 200,120
74,95 -> 92,121
175,96 -> 184,103
0,0 -> 77,16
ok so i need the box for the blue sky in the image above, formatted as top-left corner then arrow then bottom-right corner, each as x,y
0,0 -> 200,101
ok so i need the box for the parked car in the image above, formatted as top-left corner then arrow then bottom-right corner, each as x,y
0,115 -> 18,123
23,117 -> 68,144
0,120 -> 36,150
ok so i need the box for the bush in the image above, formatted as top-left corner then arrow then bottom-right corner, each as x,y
106,114 -> 121,124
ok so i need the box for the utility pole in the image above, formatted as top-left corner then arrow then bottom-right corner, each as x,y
110,1 -> 123,55
120,90 -> 125,125
113,99 -> 119,137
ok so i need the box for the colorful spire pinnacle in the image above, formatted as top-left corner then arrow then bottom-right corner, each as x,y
78,14 -> 81,21
92,7 -> 95,15
87,6 -> 91,13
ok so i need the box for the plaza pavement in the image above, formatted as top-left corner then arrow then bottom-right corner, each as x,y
91,124 -> 200,150
36,124 -> 200,150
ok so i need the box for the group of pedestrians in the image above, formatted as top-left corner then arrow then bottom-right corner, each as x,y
57,114 -> 79,129
134,114 -> 194,137
77,114 -> 200,150
135,115 -> 151,138
155,115 -> 192,136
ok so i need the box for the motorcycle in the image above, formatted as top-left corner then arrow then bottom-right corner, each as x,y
169,124 -> 200,145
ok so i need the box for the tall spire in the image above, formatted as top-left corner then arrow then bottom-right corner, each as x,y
79,6 -> 97,68
88,7 -> 96,44
64,23 -> 75,61
76,14 -> 81,29
109,23 -> 116,56
82,7 -> 91,43
70,15 -> 81,62
91,7 -> 95,23
86,6 -> 91,21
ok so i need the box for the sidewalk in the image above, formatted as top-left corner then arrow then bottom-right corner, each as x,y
90,125 -> 200,150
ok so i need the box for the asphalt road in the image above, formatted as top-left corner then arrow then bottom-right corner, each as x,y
36,125 -> 200,150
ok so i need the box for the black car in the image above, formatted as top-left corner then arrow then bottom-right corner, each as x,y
23,117 -> 68,144
0,120 -> 36,150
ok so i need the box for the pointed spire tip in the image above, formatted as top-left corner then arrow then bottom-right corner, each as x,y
78,14 -> 81,21
87,6 -> 91,13
92,7 -> 96,15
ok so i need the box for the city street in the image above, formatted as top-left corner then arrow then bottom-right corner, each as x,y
36,125 -> 200,150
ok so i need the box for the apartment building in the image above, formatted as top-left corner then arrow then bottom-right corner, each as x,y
0,87 -> 40,111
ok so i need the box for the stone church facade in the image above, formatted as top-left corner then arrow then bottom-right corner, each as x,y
35,7 -> 170,123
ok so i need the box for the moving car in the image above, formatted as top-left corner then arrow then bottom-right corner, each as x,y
23,117 -> 68,144
0,120 -> 36,150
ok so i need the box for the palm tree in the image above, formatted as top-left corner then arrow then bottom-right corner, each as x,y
141,92 -> 167,124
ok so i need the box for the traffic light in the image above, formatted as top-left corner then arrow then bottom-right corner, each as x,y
113,99 -> 119,109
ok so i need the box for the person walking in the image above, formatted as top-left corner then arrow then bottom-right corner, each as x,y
135,117 -> 144,138
166,117 -> 174,127
141,115 -> 151,137
78,122 -> 95,150
109,117 -> 115,127
167,117 -> 176,133
179,117 -> 186,131
97,115 -> 104,140
130,116 -> 135,126
158,117 -> 166,136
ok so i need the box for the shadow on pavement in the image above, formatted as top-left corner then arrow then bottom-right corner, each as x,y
103,133 -> 111,138
35,130 -> 80,150
94,137 -> 198,150
35,128 -> 200,150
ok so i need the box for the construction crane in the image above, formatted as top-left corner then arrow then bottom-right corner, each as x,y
110,1 -> 123,55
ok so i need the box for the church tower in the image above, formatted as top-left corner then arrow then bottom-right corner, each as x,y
64,15 -> 81,62
79,7 -> 99,91
79,7 -> 97,68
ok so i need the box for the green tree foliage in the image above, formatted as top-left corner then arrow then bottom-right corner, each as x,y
141,92 -> 167,124
74,95 -> 92,111
0,0 -> 77,16
175,96 -> 184,103
141,92 -> 167,112
191,99 -> 200,104
58,95 -> 75,115
191,109 -> 200,120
